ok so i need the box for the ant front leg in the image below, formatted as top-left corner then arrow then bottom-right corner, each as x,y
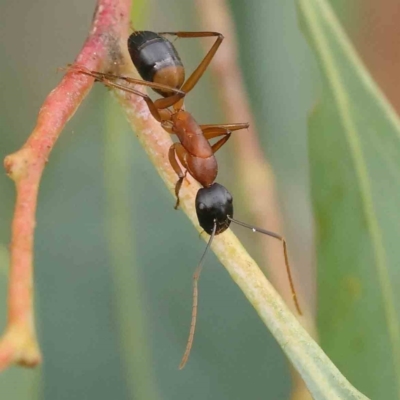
168,143 -> 190,209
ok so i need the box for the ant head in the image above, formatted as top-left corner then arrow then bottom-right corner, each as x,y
195,183 -> 233,235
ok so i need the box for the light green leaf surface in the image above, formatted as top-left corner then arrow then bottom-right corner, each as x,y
298,0 -> 400,398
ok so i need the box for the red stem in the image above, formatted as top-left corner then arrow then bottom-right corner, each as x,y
1,0 -> 131,370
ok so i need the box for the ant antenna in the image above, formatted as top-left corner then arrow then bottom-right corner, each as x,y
179,221 -> 217,369
228,216 -> 302,316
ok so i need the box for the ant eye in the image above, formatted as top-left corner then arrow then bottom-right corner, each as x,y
198,202 -> 206,210
227,194 -> 233,203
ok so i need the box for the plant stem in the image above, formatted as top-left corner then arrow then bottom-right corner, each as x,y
1,0 -> 132,370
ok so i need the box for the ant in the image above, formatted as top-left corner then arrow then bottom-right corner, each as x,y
72,30 -> 249,207
69,30 -> 302,368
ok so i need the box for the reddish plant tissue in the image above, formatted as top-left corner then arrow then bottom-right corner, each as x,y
1,0 -> 131,371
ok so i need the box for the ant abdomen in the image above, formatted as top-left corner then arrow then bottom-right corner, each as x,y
128,31 -> 185,96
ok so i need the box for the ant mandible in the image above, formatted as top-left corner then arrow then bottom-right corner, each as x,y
70,30 -> 302,369
74,31 -> 249,208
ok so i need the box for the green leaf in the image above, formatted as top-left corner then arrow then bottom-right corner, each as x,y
298,0 -> 400,398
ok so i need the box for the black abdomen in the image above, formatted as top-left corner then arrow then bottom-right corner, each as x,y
128,31 -> 184,89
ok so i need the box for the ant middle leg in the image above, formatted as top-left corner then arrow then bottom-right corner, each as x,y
168,143 -> 190,209
200,123 -> 249,153
200,123 -> 249,133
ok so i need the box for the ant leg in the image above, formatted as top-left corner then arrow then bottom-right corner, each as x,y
68,65 -> 185,112
158,32 -> 224,109
200,123 -> 249,153
211,134 -> 231,154
168,143 -> 190,209
200,123 -> 249,133
67,65 -> 184,98
98,72 -> 185,109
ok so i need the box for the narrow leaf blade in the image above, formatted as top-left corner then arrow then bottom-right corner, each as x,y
298,0 -> 400,398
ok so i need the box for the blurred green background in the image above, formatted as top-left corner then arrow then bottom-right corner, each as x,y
0,0 -> 391,399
